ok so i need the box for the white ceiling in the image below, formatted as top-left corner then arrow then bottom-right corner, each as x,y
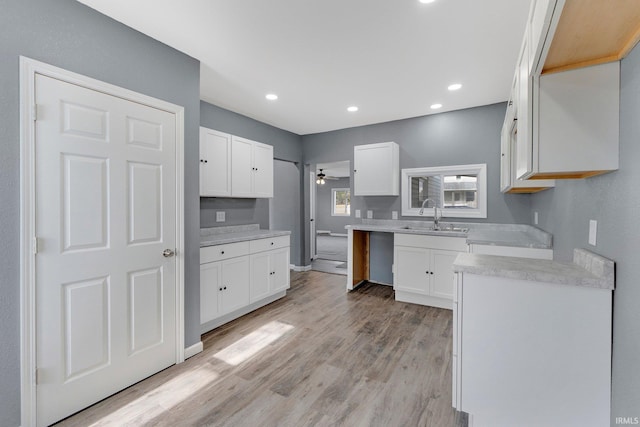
77,0 -> 532,135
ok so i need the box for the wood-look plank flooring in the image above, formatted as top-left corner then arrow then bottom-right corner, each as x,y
56,270 -> 467,427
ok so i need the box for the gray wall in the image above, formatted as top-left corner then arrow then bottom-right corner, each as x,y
316,177 -> 352,234
301,102 -> 532,264
531,45 -> 640,424
271,161 -> 302,266
199,101 -> 304,265
0,1 -> 201,425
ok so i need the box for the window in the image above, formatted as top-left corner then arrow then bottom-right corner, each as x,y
332,188 -> 351,216
401,164 -> 487,218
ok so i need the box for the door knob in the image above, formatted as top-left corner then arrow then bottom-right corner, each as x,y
163,249 -> 175,258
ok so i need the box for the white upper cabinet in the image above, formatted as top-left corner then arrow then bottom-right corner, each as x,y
199,127 -> 274,198
231,136 -> 274,198
353,141 -> 399,196
200,127 -> 232,197
508,0 -> 623,180
501,78 -> 554,193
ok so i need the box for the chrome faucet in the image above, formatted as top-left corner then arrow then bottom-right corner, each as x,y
419,198 -> 442,230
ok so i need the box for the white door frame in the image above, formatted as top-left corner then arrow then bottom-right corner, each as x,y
19,57 -> 186,426
309,170 -> 317,260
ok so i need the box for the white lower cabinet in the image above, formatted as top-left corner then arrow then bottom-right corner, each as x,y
249,247 -> 290,302
393,234 -> 466,309
200,235 -> 290,333
453,272 -> 612,426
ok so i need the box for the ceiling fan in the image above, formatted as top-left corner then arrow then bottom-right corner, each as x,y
316,169 -> 340,185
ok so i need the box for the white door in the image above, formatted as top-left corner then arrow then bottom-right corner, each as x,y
35,74 -> 177,426
231,136 -> 254,197
253,142 -> 274,197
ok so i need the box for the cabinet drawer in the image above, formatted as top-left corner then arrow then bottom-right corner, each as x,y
395,233 -> 467,251
200,241 -> 250,264
250,235 -> 289,253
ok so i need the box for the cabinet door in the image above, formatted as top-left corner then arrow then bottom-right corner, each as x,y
354,143 -> 398,196
252,142 -> 274,198
250,252 -> 271,303
271,248 -> 290,293
430,249 -> 458,300
221,257 -> 250,314
515,37 -> 533,180
231,136 -> 254,197
200,261 -> 222,324
394,246 -> 430,295
500,116 -> 512,192
200,127 -> 231,197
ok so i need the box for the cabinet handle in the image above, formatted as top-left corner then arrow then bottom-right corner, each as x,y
255,168 -> 258,171
430,272 -> 434,275
354,169 -> 357,173
200,159 -> 203,163
219,287 -> 223,291
223,286 -> 227,290
204,160 -> 208,163
270,242 -> 274,245
221,250 -> 225,254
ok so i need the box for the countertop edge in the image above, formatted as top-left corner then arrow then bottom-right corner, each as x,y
200,230 -> 291,247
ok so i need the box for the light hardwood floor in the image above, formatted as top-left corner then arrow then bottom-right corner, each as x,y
56,270 -> 467,427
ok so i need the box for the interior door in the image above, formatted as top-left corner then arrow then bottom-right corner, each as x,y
35,74 -> 177,426
310,170 -> 317,260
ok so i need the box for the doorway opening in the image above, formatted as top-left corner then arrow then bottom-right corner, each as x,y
311,161 -> 350,276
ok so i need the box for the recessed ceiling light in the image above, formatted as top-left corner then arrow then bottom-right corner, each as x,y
265,93 -> 278,101
419,0 -> 436,3
431,103 -> 442,109
448,83 -> 462,91
347,106 -> 359,112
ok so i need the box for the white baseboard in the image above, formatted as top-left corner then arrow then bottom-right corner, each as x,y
290,264 -> 312,272
184,341 -> 203,359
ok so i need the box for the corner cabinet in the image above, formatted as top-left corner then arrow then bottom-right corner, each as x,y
200,235 -> 289,333
393,233 -> 467,309
199,127 -> 274,198
353,142 -> 399,196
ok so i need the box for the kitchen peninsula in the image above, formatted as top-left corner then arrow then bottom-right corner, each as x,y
346,219 -> 553,309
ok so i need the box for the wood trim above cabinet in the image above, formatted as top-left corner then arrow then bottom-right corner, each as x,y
543,0 -> 640,74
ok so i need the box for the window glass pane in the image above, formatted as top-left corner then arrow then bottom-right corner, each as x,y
443,175 -> 477,209
410,176 -> 442,209
332,189 -> 351,215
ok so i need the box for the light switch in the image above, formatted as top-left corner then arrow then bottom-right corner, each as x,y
392,211 -> 398,220
534,211 -> 538,225
216,211 -> 225,222
367,210 -> 373,219
355,209 -> 361,218
589,220 -> 597,246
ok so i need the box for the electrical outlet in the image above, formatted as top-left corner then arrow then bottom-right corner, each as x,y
589,220 -> 597,246
534,211 -> 538,225
355,209 -> 361,218
216,211 -> 225,222
367,210 -> 373,219
392,211 -> 398,220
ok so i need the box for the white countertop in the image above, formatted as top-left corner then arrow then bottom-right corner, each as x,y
346,220 -> 552,249
453,249 -> 614,290
200,224 -> 290,247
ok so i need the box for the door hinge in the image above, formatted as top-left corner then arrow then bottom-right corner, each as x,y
35,368 -> 39,385
32,104 -> 39,121
33,237 -> 39,255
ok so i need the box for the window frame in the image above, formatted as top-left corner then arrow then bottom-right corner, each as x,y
331,187 -> 351,216
401,163 -> 487,218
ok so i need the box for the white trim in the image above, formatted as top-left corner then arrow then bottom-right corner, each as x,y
401,163 -> 487,218
184,341 -> 204,359
19,56 -> 186,427
290,264 -> 312,272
